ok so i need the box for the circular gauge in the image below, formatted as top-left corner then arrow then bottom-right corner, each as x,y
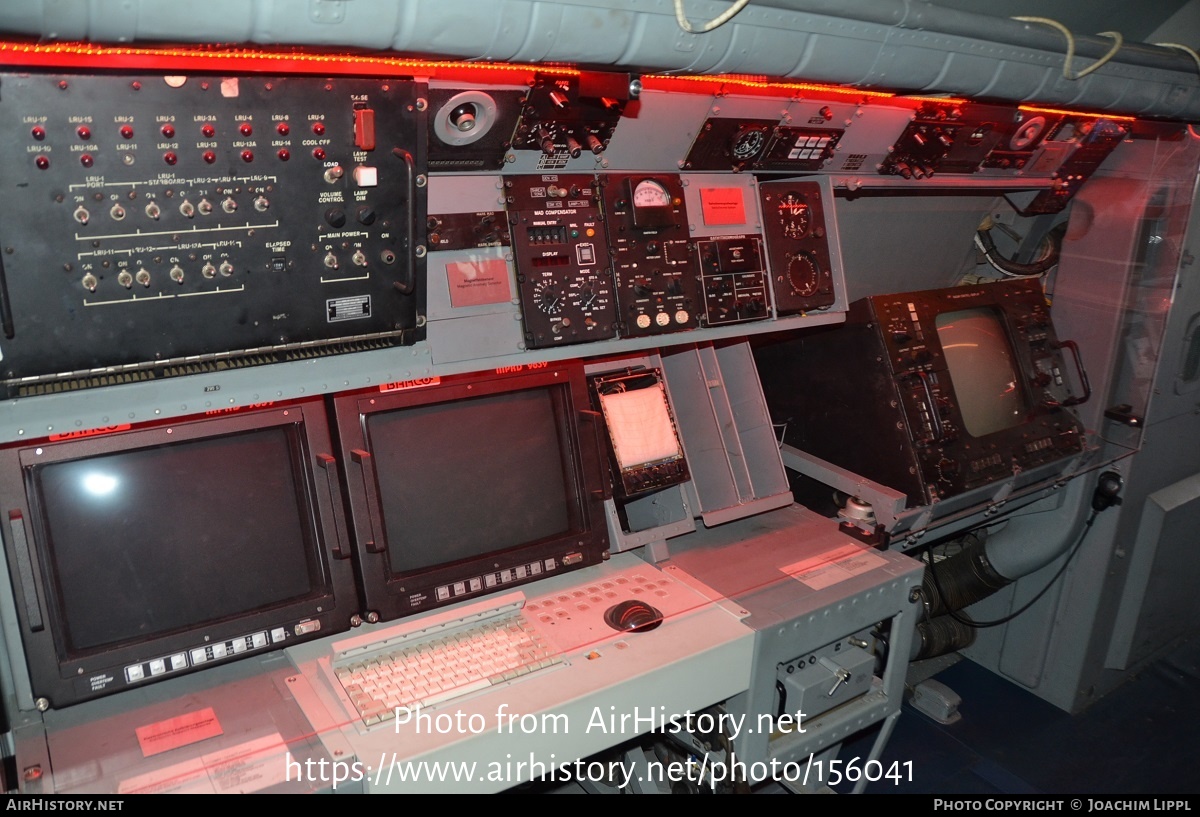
787,252 -> 822,297
534,281 -> 563,315
575,286 -> 598,310
730,126 -> 768,161
632,179 -> 672,209
777,192 -> 812,240
1010,115 -> 1047,150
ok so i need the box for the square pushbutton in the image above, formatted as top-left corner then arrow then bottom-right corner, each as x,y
191,648 -> 209,665
251,633 -> 268,649
126,664 -> 145,682
436,586 -> 451,601
171,653 -> 188,670
211,643 -> 227,659
353,165 -> 378,187
271,627 -> 287,643
149,659 -> 166,676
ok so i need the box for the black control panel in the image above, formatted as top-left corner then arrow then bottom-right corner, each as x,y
758,179 -> 836,315
512,74 -> 629,167
696,236 -> 771,326
0,72 -> 425,396
601,174 -> 702,337
1015,119 -> 1130,214
878,102 -> 1059,179
684,118 -> 842,172
505,174 -> 617,348
756,281 -> 1086,508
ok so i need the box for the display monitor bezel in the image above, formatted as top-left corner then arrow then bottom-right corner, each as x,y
333,364 -> 610,623
0,399 -> 357,709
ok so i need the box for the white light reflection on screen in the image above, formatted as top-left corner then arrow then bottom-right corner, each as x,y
81,472 -> 118,496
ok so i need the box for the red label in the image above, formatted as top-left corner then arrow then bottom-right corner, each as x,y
48,424 -> 131,441
446,258 -> 512,308
203,402 -> 275,416
379,376 -> 441,393
699,187 -> 746,226
494,362 -> 551,375
135,707 -> 224,758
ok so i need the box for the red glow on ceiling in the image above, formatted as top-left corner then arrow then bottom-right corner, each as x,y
0,40 -> 579,79
644,72 -> 896,100
1019,104 -> 1136,122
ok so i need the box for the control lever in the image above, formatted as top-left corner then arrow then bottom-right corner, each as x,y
390,147 -> 417,295
0,252 -> 13,339
818,657 -> 851,696
316,454 -> 349,559
350,449 -> 385,553
1055,339 -> 1092,407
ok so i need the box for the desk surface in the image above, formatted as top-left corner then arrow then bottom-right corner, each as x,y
20,551 -> 754,794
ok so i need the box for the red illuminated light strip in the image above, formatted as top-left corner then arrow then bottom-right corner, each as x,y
643,72 -> 897,100
0,40 -> 1138,123
1019,104 -> 1136,122
0,40 -> 578,80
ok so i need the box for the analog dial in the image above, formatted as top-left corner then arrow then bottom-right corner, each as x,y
730,126 -> 768,161
787,252 -> 822,297
534,281 -> 564,315
632,179 -> 672,209
777,192 -> 812,240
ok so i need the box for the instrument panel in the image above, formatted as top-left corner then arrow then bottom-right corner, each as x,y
0,72 -> 425,396
0,58 -> 1150,399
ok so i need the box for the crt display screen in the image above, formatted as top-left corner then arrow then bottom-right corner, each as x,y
935,307 -> 1026,438
366,387 -> 573,575
32,428 -> 319,655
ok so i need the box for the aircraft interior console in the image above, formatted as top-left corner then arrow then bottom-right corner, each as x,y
0,0 -> 1197,795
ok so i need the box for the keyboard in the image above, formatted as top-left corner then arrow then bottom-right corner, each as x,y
327,592 -> 562,727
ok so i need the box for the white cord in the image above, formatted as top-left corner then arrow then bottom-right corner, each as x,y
1012,16 -> 1124,80
673,0 -> 753,34
1153,42 -> 1200,75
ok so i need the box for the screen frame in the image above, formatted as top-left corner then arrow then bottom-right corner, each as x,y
0,399 -> 357,710
934,305 -> 1030,438
333,364 -> 610,624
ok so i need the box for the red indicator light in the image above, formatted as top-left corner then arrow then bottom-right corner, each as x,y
312,122 -> 326,136
203,150 -> 216,164
201,123 -> 215,138
161,124 -> 175,138
239,122 -> 253,137
164,152 -> 178,165
120,125 -> 134,139
276,122 -> 290,136
30,126 -> 45,140
312,147 -> 326,161
80,154 -> 93,167
35,156 -> 49,170
277,149 -> 290,161
76,126 -> 91,140
241,150 -> 254,163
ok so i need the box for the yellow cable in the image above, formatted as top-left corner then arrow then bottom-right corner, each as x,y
1012,16 -> 1124,80
674,0 -> 754,34
1153,42 -> 1200,74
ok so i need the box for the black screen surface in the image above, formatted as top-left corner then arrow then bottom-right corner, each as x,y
936,307 -> 1025,437
366,387 -> 572,574
33,428 -> 317,654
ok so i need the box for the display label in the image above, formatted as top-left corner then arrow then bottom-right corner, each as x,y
699,187 -> 746,226
446,258 -> 512,308
135,706 -> 224,758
